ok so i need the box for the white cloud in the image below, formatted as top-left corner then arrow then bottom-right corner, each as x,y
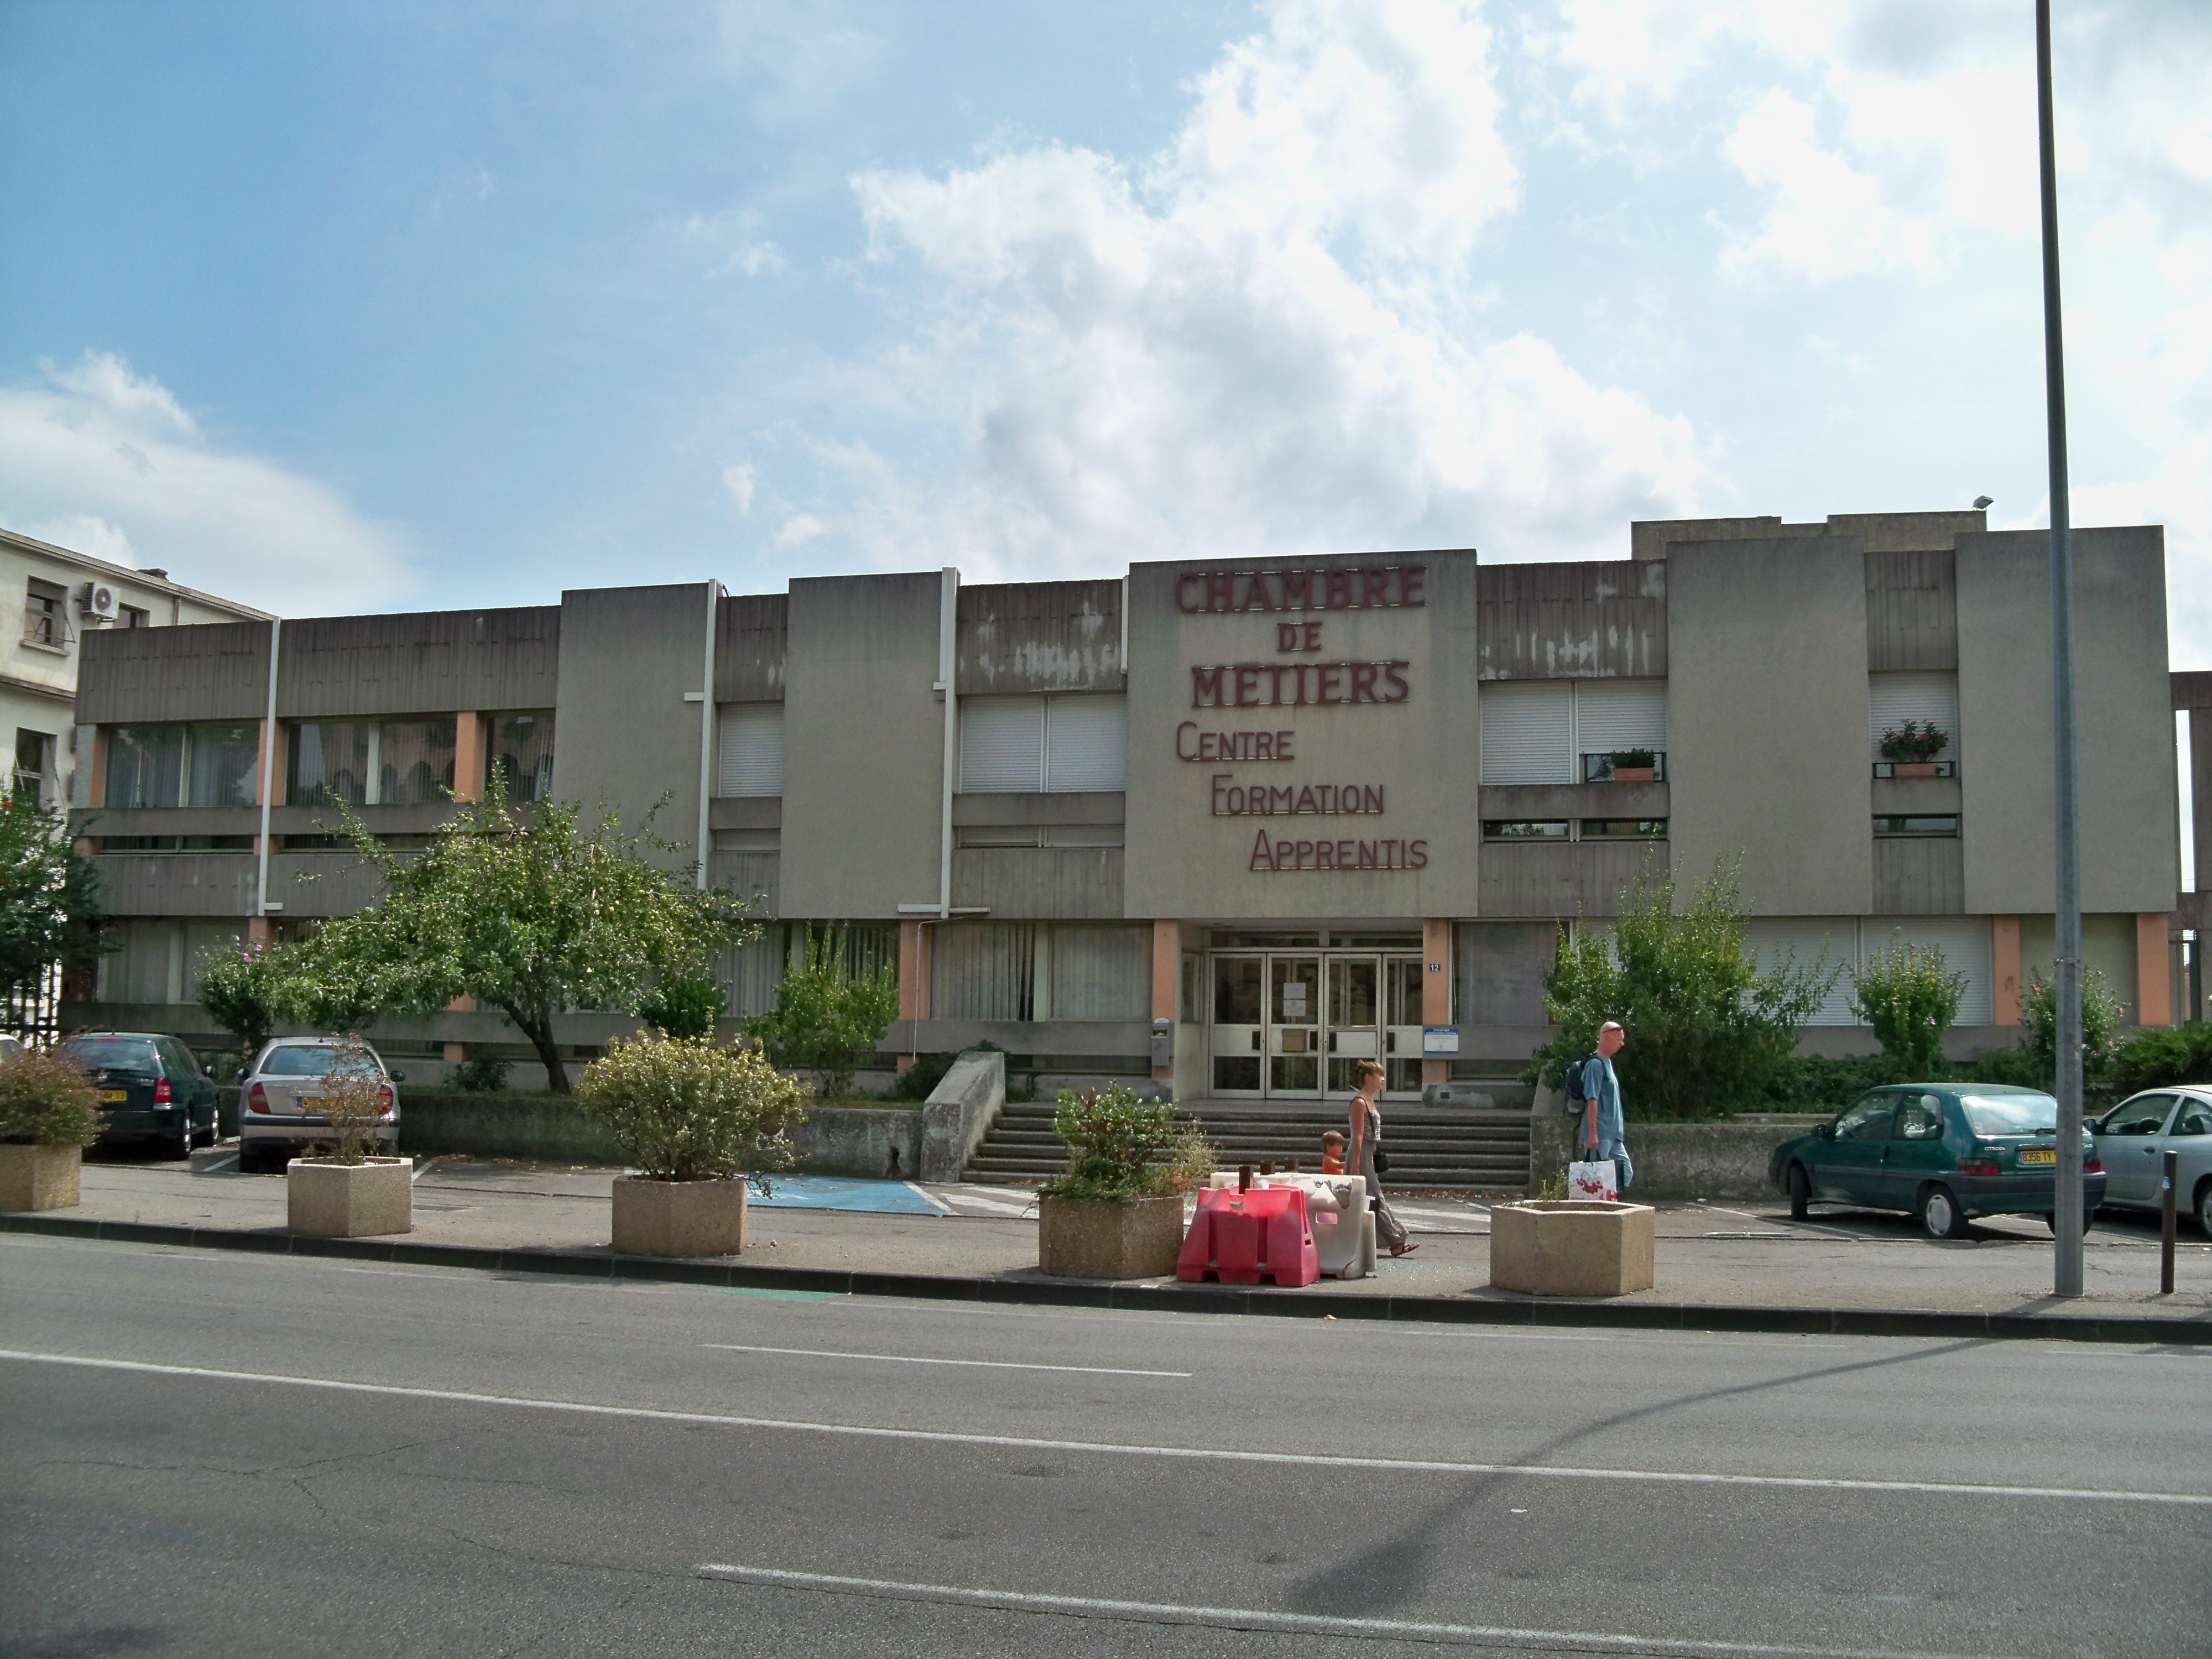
784,0 -> 1703,576
1717,87 -> 1938,281
718,241 -> 786,276
721,462 -> 758,513
0,352 -> 415,614
772,512 -> 823,549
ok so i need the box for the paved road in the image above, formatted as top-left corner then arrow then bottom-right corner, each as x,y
2,1232 -> 2205,1658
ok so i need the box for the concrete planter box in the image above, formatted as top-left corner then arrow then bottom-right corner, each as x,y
1038,1194 -> 1185,1280
0,1144 -> 82,1212
1490,1200 -> 1656,1297
288,1157 -> 414,1238
612,1174 -> 748,1258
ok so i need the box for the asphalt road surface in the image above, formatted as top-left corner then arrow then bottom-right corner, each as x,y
2,1232 -> 2205,1659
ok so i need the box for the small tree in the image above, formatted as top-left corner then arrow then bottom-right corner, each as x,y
305,1036 -> 394,1166
0,787 -> 108,1023
575,1034 -> 807,1181
270,778 -> 753,1092
196,941 -> 287,1061
2018,966 -> 2126,1093
1850,936 -> 1967,1081
0,1047 -> 103,1147
639,969 -> 728,1040
1528,859 -> 1838,1119
1040,1084 -> 1213,1203
743,927 -> 899,1101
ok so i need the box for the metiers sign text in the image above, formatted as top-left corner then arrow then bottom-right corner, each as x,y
1173,564 -> 1428,874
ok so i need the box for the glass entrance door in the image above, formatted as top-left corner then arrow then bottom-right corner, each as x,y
1208,951 -> 1424,1099
1383,954 -> 1425,1095
1210,954 -> 1264,1095
1269,957 -> 1322,1095
1324,956 -> 1380,1094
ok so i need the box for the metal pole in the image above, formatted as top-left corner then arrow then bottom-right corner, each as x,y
2161,1148 -> 2178,1296
2036,0 -> 2084,1295
695,580 -> 720,890
254,616 -> 281,922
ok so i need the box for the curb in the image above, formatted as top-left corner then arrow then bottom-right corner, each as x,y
8,1212 -> 2207,1347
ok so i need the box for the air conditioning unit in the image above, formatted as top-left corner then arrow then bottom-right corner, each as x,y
79,582 -> 119,620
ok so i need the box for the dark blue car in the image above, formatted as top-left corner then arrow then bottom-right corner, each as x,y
1768,1083 -> 2105,1240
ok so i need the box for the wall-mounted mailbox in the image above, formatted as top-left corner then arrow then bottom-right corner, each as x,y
1150,1018 -> 1174,1068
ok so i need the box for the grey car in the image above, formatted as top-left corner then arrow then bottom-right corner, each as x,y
2090,1088 -> 2212,1237
237,1037 -> 403,1173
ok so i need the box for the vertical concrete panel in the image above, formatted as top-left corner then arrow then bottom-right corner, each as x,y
1991,914 -> 2021,1024
1666,538 -> 1874,915
779,573 -> 946,919
1957,527 -> 2177,914
2137,912 -> 2171,1027
551,585 -> 711,861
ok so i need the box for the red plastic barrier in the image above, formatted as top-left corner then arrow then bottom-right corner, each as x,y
1176,1186 -> 1318,1286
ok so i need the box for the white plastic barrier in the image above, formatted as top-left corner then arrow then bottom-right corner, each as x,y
1206,1173 -> 1375,1280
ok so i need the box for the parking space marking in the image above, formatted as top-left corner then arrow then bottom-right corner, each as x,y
700,1343 -> 1188,1378
5,1349 -> 2203,1506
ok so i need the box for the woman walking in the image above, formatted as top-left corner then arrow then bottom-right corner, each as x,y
1345,1058 -> 1415,1258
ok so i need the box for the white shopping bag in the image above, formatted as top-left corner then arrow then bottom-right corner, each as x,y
1567,1159 -> 1618,1202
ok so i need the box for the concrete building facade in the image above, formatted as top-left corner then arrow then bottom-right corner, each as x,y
64,510 -> 2195,1097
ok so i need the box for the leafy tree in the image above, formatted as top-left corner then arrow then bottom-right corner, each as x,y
272,777 -> 753,1092
638,968 -> 728,1040
0,787 -> 107,1021
195,940 -> 288,1060
575,1034 -> 806,1181
1527,860 -> 1838,1119
1850,935 -> 1968,1081
743,927 -> 899,1100
2018,966 -> 2126,1094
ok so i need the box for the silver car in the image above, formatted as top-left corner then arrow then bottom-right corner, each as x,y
2090,1087 -> 2212,1237
237,1037 -> 403,1173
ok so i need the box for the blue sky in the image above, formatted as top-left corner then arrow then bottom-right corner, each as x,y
2,0 -> 2205,667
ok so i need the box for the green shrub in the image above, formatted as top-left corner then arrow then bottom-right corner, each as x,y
743,927 -> 898,1100
2017,966 -> 2126,1093
2106,1022 -> 2212,1095
575,1034 -> 807,1181
1040,1084 -> 1213,1202
1850,937 -> 1966,1081
1760,1053 -> 1907,1110
638,969 -> 728,1040
196,941 -> 287,1060
448,1050 -> 513,1093
0,1047 -> 102,1147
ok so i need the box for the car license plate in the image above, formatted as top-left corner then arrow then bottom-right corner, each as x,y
2020,1147 -> 2056,1166
100,1088 -> 128,1102
300,1097 -> 335,1112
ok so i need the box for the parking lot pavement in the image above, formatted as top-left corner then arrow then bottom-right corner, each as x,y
36,1151 -> 2212,1319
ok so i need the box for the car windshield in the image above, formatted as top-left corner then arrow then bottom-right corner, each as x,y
64,1038 -> 160,1072
1960,1093 -> 2058,1136
260,1047 -> 346,1077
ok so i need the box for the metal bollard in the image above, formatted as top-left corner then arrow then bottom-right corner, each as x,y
2161,1149 -> 2178,1297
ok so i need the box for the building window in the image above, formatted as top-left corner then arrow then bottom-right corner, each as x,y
1874,815 -> 1959,837
118,604 -> 150,628
1479,679 -> 1666,786
716,703 -> 783,797
106,724 -> 256,808
1483,820 -> 1569,841
288,719 -> 457,807
21,577 -> 70,650
100,835 -> 254,852
487,712 -> 554,802
13,729 -> 52,807
1869,672 -> 1959,775
1579,818 -> 1668,840
186,724 -> 260,807
958,694 -> 1127,794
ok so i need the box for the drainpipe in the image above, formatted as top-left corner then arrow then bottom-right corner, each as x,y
695,580 -> 721,889
254,617 -> 281,921
935,566 -> 958,920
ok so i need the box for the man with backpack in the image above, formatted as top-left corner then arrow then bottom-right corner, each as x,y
1563,1020 -> 1633,1192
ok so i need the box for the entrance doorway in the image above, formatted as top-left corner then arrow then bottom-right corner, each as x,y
1208,950 -> 1425,1099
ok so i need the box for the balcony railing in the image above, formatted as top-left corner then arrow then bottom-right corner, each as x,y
1872,760 -> 1956,778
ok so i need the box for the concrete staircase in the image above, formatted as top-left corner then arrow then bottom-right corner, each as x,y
963,1099 -> 1531,1192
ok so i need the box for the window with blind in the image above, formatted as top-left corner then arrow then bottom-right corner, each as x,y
1478,680 -> 1666,785
1048,926 -> 1150,1020
931,924 -> 1036,1020
959,695 -> 1126,793
1738,917 -> 1997,1028
1869,672 -> 1959,768
717,703 -> 784,797
1740,919 -> 1860,1025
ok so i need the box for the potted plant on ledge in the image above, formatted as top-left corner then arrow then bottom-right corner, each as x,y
1606,748 -> 1659,783
576,1034 -> 807,1257
0,1046 -> 102,1212
286,1037 -> 413,1239
1878,719 -> 1951,778
1037,1086 -> 1214,1279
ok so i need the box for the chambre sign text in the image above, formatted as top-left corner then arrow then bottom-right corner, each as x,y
1176,565 -> 1426,614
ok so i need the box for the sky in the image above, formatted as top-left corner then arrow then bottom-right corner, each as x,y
0,0 -> 2205,670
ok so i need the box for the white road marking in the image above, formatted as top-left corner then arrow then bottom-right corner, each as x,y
693,1563 -> 2028,1659
902,1183 -> 953,1215
700,1343 -> 1188,1378
937,1190 -> 1035,1217
410,1157 -> 435,1185
2,1349 -> 2200,1506
195,1154 -> 238,1173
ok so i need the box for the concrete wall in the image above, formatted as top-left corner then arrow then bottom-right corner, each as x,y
276,608 -> 559,719
551,583 -> 712,855
779,572 -> 946,919
1475,559 -> 1667,680
1667,536 -> 1874,915
78,620 -> 270,725
920,1048 -> 1006,1182
1123,550 -> 1482,920
1957,526 -> 2177,914
957,580 -> 1123,693
1529,1105 -> 1829,1201
789,1105 -> 925,1179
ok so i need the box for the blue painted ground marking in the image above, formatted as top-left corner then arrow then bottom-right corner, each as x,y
747,1175 -> 944,1215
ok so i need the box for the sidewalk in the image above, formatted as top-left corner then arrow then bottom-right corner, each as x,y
13,1152 -> 2210,1342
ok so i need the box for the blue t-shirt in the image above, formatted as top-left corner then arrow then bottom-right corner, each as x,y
1585,1053 -> 1626,1145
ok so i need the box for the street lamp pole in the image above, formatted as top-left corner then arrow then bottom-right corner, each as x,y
2036,0 -> 2084,1295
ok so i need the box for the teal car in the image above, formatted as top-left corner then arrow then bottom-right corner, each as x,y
1768,1084 -> 2105,1240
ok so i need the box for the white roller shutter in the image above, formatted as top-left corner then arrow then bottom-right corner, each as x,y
716,704 -> 784,797
1574,680 -> 1667,756
1869,672 -> 1960,767
1478,682 -> 1574,785
1044,695 -> 1127,792
1861,917 -> 1994,1026
959,696 -> 1045,792
1741,918 -> 1858,1025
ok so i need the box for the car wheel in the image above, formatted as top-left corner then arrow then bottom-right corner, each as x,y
171,1114 -> 192,1162
2196,1180 -> 2212,1241
1787,1164 -> 1811,1220
1919,1184 -> 1970,1240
